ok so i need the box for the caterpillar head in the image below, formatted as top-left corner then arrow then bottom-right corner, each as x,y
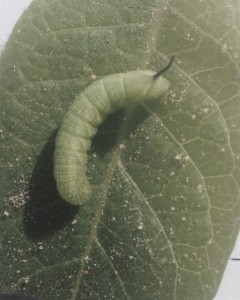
145,56 -> 174,100
124,56 -> 174,103
142,71 -> 170,100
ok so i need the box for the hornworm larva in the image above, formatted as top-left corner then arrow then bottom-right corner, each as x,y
54,57 -> 174,205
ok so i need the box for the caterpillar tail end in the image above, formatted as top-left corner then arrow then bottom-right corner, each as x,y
55,179 -> 91,206
67,185 -> 91,206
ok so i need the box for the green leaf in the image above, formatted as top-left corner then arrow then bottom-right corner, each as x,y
0,0 -> 239,299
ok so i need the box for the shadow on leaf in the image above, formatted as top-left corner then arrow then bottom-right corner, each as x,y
24,131 -> 79,241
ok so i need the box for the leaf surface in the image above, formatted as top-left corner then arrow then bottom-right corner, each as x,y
0,1 -> 240,299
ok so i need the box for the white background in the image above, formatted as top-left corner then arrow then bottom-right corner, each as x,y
1,1 -> 240,299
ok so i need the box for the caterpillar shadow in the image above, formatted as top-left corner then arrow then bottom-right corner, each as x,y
24,130 -> 78,240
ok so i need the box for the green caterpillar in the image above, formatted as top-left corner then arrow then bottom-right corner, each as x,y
54,57 -> 174,205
